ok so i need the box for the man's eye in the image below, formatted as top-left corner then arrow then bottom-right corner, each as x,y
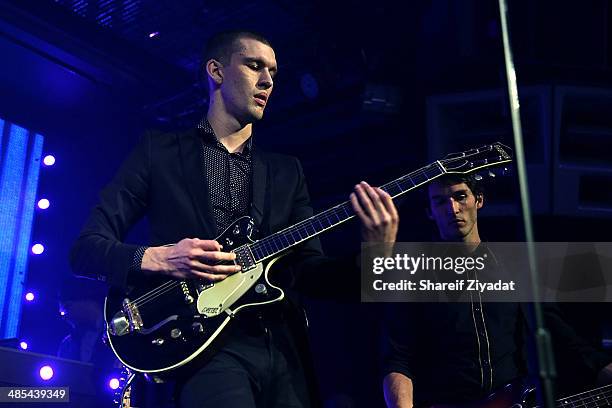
248,63 -> 259,70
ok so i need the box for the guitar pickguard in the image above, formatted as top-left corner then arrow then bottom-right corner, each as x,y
196,262 -> 264,317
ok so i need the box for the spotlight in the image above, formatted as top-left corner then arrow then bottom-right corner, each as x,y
43,155 -> 56,166
148,31 -> 159,38
37,199 -> 50,210
109,378 -> 120,390
19,341 -> 28,350
39,365 -> 54,380
31,244 -> 45,255
25,292 -> 35,301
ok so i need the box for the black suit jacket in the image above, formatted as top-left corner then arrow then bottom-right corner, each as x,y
70,127 -> 356,406
70,127 -> 343,291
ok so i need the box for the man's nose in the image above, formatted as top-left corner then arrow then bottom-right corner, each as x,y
448,198 -> 460,214
259,69 -> 273,89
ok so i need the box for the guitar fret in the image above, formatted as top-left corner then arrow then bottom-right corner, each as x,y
555,384 -> 612,408
249,143 -> 511,263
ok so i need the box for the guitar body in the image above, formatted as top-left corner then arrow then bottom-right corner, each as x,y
429,382 -> 534,408
104,216 -> 285,373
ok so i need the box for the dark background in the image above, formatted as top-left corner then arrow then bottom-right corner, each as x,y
2,0 -> 611,406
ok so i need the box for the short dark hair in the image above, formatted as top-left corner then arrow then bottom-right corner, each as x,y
202,30 -> 272,66
426,174 -> 484,209
432,174 -> 483,196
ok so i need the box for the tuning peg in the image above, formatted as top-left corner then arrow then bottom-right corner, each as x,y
474,174 -> 483,181
488,170 -> 496,178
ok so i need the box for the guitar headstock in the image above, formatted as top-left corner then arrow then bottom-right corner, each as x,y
438,142 -> 513,176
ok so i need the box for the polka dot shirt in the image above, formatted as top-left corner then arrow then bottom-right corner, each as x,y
129,119 -> 253,275
198,117 -> 253,235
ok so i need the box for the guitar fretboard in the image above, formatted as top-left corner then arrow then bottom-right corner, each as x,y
249,161 -> 446,262
554,383 -> 612,407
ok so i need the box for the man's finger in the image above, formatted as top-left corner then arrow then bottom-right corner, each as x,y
355,183 -> 380,225
189,260 -> 241,274
192,239 -> 223,251
198,251 -> 237,263
350,192 -> 369,225
362,182 -> 387,214
376,187 -> 399,220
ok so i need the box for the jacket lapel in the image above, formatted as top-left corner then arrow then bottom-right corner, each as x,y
250,148 -> 268,237
177,129 -> 217,238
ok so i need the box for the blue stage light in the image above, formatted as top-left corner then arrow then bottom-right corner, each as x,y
25,292 -> 35,302
37,199 -> 50,209
31,244 -> 44,255
109,378 -> 120,390
19,341 -> 28,350
43,155 -> 55,166
39,365 -> 53,380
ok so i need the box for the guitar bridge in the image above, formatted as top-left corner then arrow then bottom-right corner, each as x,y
109,299 -> 143,336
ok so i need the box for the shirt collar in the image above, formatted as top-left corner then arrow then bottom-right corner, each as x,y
197,116 -> 253,155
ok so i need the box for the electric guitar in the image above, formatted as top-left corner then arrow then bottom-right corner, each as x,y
104,142 -> 513,374
429,382 -> 612,407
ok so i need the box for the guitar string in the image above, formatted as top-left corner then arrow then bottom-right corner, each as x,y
130,280 -> 177,304
253,151 -> 508,258
252,164 -> 444,258
133,282 -> 182,307
552,384 -> 612,408
125,148 -> 506,309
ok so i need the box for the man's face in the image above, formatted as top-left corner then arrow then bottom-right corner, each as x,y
218,38 -> 277,124
427,181 -> 483,243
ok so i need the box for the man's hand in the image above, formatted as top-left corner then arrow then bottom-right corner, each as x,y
350,181 -> 399,243
383,372 -> 414,408
141,238 -> 241,281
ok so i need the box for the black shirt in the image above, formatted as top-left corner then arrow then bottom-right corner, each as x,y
130,119 -> 253,271
198,117 -> 252,234
381,246 -> 527,406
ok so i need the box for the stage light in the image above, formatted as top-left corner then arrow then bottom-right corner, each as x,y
39,365 -> 53,380
148,31 -> 159,38
37,199 -> 50,209
109,378 -> 120,390
19,341 -> 28,350
43,155 -> 55,166
31,244 -> 44,254
25,292 -> 34,301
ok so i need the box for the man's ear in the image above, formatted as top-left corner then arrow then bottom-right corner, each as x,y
205,59 -> 224,85
476,193 -> 484,209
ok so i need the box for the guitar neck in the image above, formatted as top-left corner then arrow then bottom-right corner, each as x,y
554,383 -> 612,407
249,161 -> 447,263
